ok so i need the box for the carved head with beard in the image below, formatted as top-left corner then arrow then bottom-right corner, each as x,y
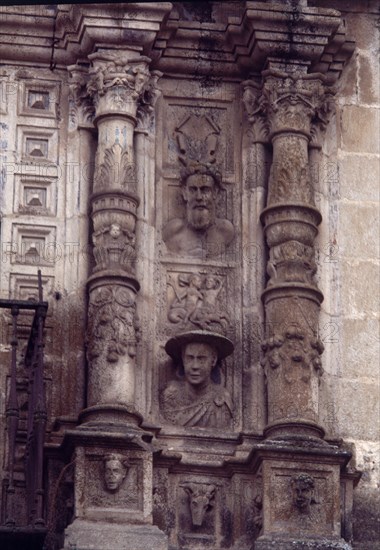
180,165 -> 221,231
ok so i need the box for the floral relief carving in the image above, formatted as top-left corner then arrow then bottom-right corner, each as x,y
93,142 -> 137,193
261,327 -> 324,384
87,51 -> 151,106
268,137 -> 312,204
267,240 -> 317,286
86,285 -> 139,366
167,272 -> 230,333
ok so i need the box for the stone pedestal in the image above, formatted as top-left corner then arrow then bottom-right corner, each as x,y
63,521 -> 168,550
251,441 -> 352,550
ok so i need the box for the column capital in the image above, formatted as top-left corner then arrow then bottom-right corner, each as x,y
87,50 -> 152,122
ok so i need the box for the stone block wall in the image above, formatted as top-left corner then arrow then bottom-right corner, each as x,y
314,1 -> 380,546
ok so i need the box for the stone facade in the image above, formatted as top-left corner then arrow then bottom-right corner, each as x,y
0,2 -> 378,550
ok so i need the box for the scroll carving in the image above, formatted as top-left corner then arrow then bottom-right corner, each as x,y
181,483 -> 216,527
167,272 -> 229,332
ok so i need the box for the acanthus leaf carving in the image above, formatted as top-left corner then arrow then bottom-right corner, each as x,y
136,70 -> 163,131
87,51 -> 151,108
310,86 -> 336,147
242,79 -> 270,143
93,142 -> 137,193
67,64 -> 95,130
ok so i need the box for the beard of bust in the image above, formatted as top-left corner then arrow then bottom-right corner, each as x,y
186,205 -> 215,230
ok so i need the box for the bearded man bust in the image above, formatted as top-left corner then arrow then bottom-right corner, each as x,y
162,164 -> 235,259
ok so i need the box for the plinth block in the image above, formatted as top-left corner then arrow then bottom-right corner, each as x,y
62,520 -> 168,550
254,536 -> 352,550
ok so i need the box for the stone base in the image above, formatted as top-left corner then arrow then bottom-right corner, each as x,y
254,536 -> 352,550
62,519 -> 168,550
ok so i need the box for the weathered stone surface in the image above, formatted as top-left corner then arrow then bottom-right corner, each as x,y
0,2 -> 378,550
341,260 -> 380,318
338,202 -> 379,259
340,106 -> 380,154
63,520 -> 168,550
338,154 -> 380,201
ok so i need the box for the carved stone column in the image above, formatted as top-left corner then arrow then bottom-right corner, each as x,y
79,50 -> 156,425
61,51 -> 168,550
237,3 -> 358,547
249,67 -> 330,441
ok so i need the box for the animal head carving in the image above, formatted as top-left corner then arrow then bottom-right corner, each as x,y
181,483 -> 216,527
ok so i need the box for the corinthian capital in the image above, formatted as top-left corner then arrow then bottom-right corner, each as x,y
87,50 -> 152,120
260,69 -> 326,138
136,70 -> 163,131
68,64 -> 95,130
242,79 -> 270,144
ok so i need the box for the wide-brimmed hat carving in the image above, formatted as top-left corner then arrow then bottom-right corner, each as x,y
165,330 -> 234,362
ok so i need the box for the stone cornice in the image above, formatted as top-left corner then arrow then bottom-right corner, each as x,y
0,3 -> 173,67
227,1 -> 355,81
0,2 -> 354,81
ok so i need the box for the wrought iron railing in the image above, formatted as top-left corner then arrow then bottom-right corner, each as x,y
0,270 -> 48,549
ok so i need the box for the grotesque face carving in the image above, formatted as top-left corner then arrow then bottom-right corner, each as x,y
109,223 -> 122,239
182,174 -> 218,230
182,342 -> 218,388
291,473 -> 315,514
104,455 -> 128,492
